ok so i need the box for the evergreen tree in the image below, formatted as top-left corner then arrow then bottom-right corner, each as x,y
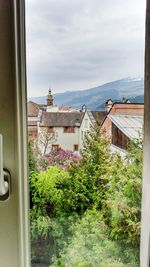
28,140 -> 36,175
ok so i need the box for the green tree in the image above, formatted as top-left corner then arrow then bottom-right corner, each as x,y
28,140 -> 36,175
102,142 -> 142,249
29,126 -> 142,266
80,126 -> 111,209
51,210 -> 138,267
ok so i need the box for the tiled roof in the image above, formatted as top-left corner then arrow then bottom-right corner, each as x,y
28,121 -> 37,126
40,112 -> 83,127
27,101 -> 39,117
108,114 -> 143,140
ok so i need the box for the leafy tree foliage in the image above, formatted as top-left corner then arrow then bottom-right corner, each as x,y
52,210 -> 139,267
29,126 -> 142,266
39,149 -> 81,171
28,140 -> 36,175
102,142 -> 142,249
30,167 -> 69,217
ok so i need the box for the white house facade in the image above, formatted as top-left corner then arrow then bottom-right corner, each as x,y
79,110 -> 95,149
28,90 -> 107,154
79,109 -> 107,149
37,111 -> 83,155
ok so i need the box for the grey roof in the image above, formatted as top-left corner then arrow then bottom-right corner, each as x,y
91,111 -> 107,125
40,112 -> 83,127
108,114 -> 143,140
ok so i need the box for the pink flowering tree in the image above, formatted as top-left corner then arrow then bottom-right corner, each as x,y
38,149 -> 81,171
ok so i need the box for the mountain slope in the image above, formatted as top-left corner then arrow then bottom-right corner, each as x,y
29,78 -> 144,110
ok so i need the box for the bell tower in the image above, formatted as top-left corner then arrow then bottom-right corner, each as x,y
47,88 -> 53,106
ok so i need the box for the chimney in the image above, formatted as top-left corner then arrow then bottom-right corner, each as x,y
105,99 -> 113,113
82,104 -> 87,112
47,88 -> 53,106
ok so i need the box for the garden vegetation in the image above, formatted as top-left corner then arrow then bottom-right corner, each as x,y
29,126 -> 142,267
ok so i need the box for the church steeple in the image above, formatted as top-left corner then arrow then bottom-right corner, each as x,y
47,88 -> 53,106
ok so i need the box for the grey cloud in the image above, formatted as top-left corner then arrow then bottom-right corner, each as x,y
26,0 -> 145,96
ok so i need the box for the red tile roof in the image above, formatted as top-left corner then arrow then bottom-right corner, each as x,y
27,101 -> 39,117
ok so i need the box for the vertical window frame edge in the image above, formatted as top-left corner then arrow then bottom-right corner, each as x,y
14,0 -> 30,266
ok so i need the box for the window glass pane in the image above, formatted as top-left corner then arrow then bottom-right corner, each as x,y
26,1 -> 145,266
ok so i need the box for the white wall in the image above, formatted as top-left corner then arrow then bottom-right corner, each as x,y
56,127 -> 79,150
46,106 -> 59,112
46,106 -> 78,112
38,110 -> 95,154
79,111 -> 93,150
38,125 -> 80,154
28,116 -> 38,122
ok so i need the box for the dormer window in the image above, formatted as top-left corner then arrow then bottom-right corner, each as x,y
63,127 -> 75,133
47,127 -> 55,133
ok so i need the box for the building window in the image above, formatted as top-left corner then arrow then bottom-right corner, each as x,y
63,127 -> 75,133
52,144 -> 59,151
74,144 -> 79,151
85,119 -> 88,128
112,123 -> 128,149
47,127 -> 54,133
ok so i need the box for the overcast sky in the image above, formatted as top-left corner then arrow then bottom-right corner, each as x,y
26,0 -> 146,97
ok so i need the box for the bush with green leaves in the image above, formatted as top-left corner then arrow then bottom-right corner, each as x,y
28,140 -> 36,175
101,142 -> 142,249
30,167 -> 75,263
51,210 -> 139,267
30,126 -> 111,218
30,167 -> 70,217
66,126 -> 111,211
30,126 -> 142,266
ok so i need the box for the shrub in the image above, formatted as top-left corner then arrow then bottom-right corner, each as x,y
39,149 -> 81,171
28,140 -> 37,175
51,210 -> 139,267
30,167 -> 70,217
29,126 -> 142,266
101,142 -> 142,253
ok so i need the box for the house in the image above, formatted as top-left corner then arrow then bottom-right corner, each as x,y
28,94 -> 144,155
38,111 -> 83,154
101,100 -> 144,155
27,101 -> 40,139
38,108 -> 106,154
28,90 -> 106,154
102,100 -> 144,136
105,99 -> 113,112
108,114 -> 143,156
27,92 -> 82,154
27,89 -> 79,142
79,106 -> 106,149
